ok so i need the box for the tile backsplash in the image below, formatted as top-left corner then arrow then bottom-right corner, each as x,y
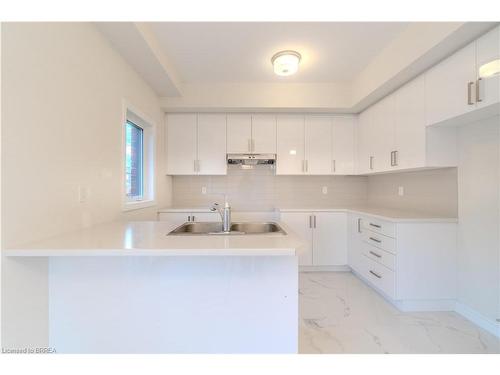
171,167 -> 458,217
171,168 -> 368,211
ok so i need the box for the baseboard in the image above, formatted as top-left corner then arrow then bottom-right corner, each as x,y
455,301 -> 500,338
300,265 -> 351,272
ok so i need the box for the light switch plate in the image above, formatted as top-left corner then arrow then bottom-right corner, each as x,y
322,186 -> 328,195
201,186 -> 207,195
398,186 -> 404,196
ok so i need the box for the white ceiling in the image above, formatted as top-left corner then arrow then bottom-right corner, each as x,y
150,22 -> 409,83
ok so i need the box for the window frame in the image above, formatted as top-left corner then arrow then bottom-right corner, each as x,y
122,101 -> 156,211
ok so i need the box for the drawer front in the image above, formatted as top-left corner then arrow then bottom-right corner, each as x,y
362,230 -> 396,254
361,242 -> 396,271
360,255 -> 396,299
361,217 -> 395,238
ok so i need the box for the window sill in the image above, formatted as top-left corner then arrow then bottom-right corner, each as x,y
123,199 -> 157,212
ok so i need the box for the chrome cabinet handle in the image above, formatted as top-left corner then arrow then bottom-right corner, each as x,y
192,215 -> 195,221
476,78 -> 483,103
309,215 -> 313,228
467,81 -> 474,105
390,151 -> 398,167
332,160 -> 336,173
369,270 -> 382,279
305,160 -> 308,173
313,215 -> 316,228
393,150 -> 398,166
369,250 -> 382,258
369,156 -> 374,170
369,223 -> 381,229
357,218 -> 362,233
187,215 -> 191,222
369,237 -> 382,243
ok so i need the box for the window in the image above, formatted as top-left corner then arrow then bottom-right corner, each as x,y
123,106 -> 155,210
125,120 -> 144,201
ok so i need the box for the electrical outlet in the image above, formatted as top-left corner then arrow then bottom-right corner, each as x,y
322,186 -> 328,195
201,186 -> 207,195
78,186 -> 89,203
398,186 -> 404,196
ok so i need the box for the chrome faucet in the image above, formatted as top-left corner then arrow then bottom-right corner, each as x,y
210,195 -> 231,232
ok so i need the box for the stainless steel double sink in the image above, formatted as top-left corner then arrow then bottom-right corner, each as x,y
167,222 -> 286,236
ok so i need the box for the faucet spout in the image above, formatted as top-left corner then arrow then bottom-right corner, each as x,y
210,197 -> 231,232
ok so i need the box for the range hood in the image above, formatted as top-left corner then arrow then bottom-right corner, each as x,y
227,154 -> 276,169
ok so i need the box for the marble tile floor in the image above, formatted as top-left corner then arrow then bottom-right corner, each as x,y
299,272 -> 500,354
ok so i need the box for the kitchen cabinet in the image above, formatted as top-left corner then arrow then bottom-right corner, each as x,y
356,109 -> 372,174
158,211 -> 220,224
227,114 -> 251,153
305,116 -> 332,175
332,116 -> 355,175
348,212 -> 457,309
252,114 -> 277,153
476,25 -> 500,109
425,42 -> 477,126
197,114 -> 227,175
393,75 -> 427,169
280,211 -> 347,266
276,115 -> 305,175
226,114 -> 276,154
166,114 -> 198,175
166,113 -> 227,175
370,94 -> 396,172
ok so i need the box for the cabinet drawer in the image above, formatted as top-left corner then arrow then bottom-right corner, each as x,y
361,217 -> 395,238
361,242 -> 396,271
360,255 -> 396,299
362,230 -> 396,254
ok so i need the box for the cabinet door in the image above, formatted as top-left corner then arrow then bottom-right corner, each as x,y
191,212 -> 221,222
371,94 -> 395,172
476,25 -> 500,108
312,212 -> 347,266
332,116 -> 355,174
425,42 -> 477,126
251,114 -> 276,153
394,75 -> 426,169
276,115 -> 305,175
305,116 -> 332,175
347,214 -> 364,273
197,114 -> 227,175
356,109 -> 372,174
227,114 -> 252,153
280,212 -> 313,266
166,114 -> 197,175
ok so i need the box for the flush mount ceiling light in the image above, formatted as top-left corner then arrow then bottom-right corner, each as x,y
271,50 -> 301,76
479,59 -> 500,78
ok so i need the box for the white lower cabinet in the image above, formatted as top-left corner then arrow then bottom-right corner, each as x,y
348,213 -> 457,310
158,211 -> 220,225
280,211 -> 347,267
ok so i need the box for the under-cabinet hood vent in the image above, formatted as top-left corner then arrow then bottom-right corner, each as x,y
227,154 -> 276,170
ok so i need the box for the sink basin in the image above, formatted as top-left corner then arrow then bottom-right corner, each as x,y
167,222 -> 286,236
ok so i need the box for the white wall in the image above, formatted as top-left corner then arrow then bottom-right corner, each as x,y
456,116 -> 500,327
1,22 -> 172,348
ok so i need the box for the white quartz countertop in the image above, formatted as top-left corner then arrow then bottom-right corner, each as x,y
4,221 -> 302,257
159,206 -> 457,223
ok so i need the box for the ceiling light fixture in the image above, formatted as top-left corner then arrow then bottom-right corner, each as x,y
271,50 -> 301,76
479,59 -> 500,78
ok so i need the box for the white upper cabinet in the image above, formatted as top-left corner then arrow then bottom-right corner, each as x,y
356,108 -> 374,174
167,113 -> 226,175
332,117 -> 355,175
251,114 -> 276,153
276,115 -> 305,175
394,75 -> 426,169
304,116 -> 332,175
476,25 -> 500,109
227,114 -> 251,153
370,94 -> 396,172
425,42 -> 477,126
166,114 -> 198,175
197,114 -> 227,175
